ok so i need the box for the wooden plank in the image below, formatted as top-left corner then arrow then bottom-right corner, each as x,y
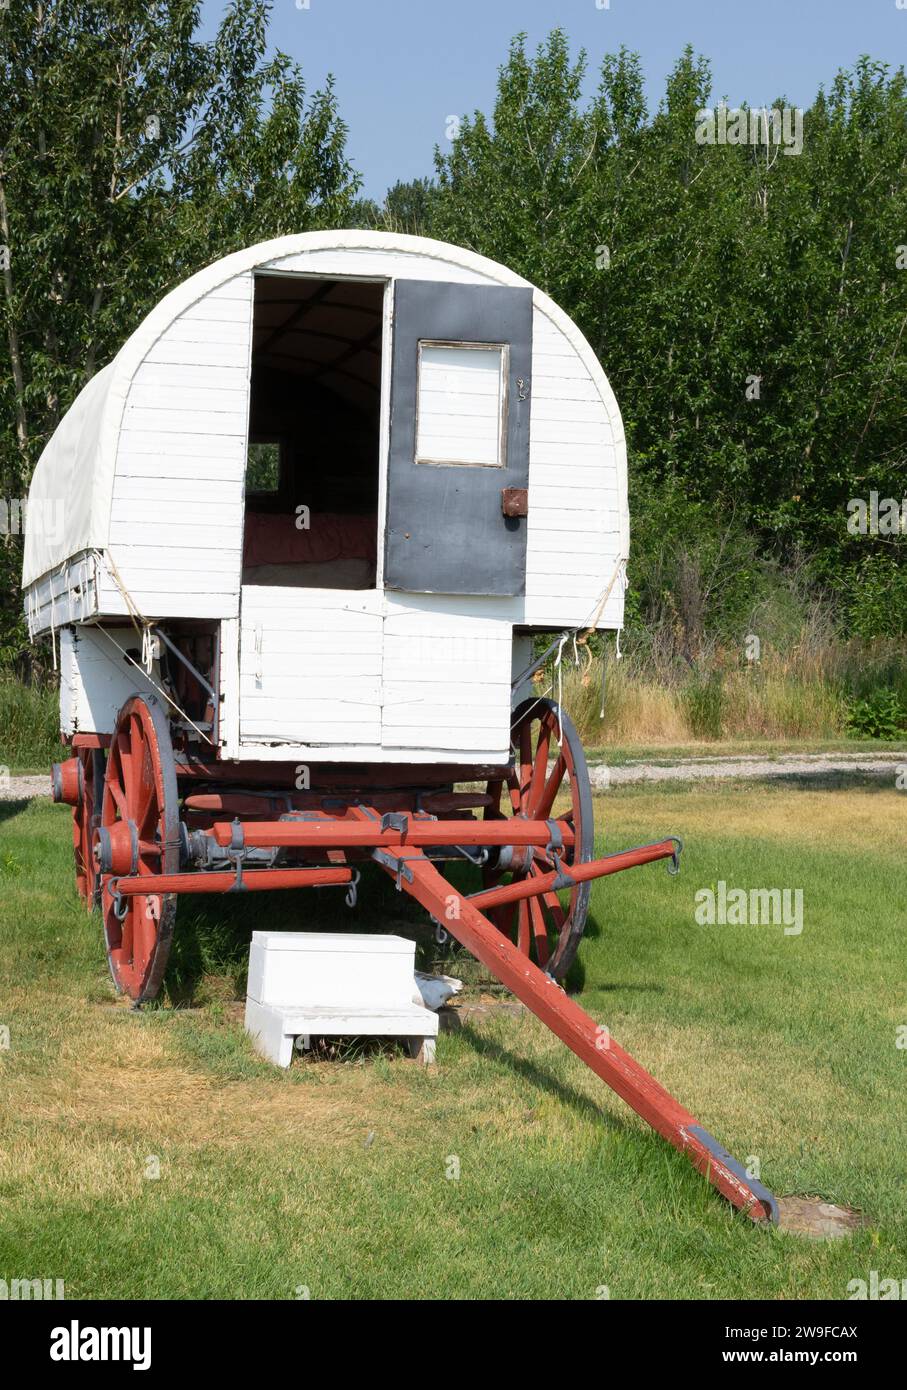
132,363 -> 250,392
238,651 -> 382,678
531,397 -> 608,424
164,318 -> 249,345
114,476 -> 243,506
127,383 -> 243,413
117,431 -> 247,459
144,339 -> 251,369
121,406 -> 247,436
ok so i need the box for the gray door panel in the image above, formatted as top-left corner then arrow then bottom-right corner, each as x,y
385,279 -> 533,596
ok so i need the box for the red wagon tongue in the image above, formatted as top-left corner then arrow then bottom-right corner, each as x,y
377,847 -> 779,1226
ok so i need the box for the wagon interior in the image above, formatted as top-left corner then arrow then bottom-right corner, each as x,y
244,275 -> 384,590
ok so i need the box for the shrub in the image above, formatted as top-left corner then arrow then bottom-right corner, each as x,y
845,689 -> 907,740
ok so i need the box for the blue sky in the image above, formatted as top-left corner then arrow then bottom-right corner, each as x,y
202,0 -> 906,199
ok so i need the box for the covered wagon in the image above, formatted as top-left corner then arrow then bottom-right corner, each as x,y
21,230 -> 777,1223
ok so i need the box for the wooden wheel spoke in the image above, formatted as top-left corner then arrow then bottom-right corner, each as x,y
518,721 -> 534,804
135,779 -> 158,834
110,780 -> 127,818
528,861 -> 570,925
526,723 -> 552,816
516,901 -> 530,955
528,896 -> 550,969
536,754 -> 566,820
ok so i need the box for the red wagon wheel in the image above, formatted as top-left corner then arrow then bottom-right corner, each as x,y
96,696 -> 179,1003
484,697 -> 594,981
72,748 -> 106,909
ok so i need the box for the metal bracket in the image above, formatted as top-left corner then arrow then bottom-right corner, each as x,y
380,811 -> 409,835
548,850 -> 576,891
511,629 -> 570,692
687,1124 -> 779,1224
226,819 -> 246,891
545,819 -> 564,857
372,847 -> 419,890
449,843 -> 489,867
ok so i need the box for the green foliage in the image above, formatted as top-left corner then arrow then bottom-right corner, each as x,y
347,177 -> 438,235
433,32 -> 907,638
0,0 -> 359,665
845,688 -> 907,740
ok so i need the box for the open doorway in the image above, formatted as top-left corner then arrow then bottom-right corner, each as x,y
243,275 -> 385,589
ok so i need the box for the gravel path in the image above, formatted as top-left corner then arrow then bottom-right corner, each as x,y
1,774 -> 51,801
589,750 -> 905,788
3,750 -> 904,802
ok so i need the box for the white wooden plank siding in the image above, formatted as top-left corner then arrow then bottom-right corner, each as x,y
59,625 -> 164,736
523,307 -> 624,628
381,595 -> 512,754
30,236 -> 631,755
101,271 -> 253,621
238,588 -> 383,747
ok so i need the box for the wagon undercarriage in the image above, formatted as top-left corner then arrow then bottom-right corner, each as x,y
53,692 -> 779,1227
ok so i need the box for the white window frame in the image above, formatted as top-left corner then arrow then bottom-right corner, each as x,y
414,339 -> 509,469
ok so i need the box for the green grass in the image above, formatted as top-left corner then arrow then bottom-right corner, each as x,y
0,780 -> 904,1299
584,736 -> 907,764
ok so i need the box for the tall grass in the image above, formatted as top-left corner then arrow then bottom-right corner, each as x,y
549,545 -> 907,747
0,676 -> 60,769
552,633 -> 907,748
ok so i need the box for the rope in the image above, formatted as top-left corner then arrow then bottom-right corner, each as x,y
95,549 -> 148,644
94,624 -> 215,746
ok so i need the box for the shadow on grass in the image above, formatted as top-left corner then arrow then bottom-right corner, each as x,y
455,1020 -> 627,1134
162,862 -> 432,1006
756,770 -> 901,793
0,797 -> 36,826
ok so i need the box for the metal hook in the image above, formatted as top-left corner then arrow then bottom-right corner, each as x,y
108,878 -> 129,921
345,870 -> 361,909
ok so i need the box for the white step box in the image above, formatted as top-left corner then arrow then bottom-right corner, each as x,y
244,931 -> 440,1068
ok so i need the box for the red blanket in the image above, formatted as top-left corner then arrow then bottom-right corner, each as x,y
242,512 -> 377,567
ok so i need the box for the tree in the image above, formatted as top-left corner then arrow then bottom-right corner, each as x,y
433,32 -> 907,635
0,0 -> 359,664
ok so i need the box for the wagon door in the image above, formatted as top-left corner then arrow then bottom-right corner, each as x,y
384,280 -> 533,597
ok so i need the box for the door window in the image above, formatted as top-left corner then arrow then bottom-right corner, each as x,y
415,342 -> 507,468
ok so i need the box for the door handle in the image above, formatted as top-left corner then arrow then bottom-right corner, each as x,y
501,487 -> 529,518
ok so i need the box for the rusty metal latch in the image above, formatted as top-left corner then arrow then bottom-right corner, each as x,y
502,487 -> 529,518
